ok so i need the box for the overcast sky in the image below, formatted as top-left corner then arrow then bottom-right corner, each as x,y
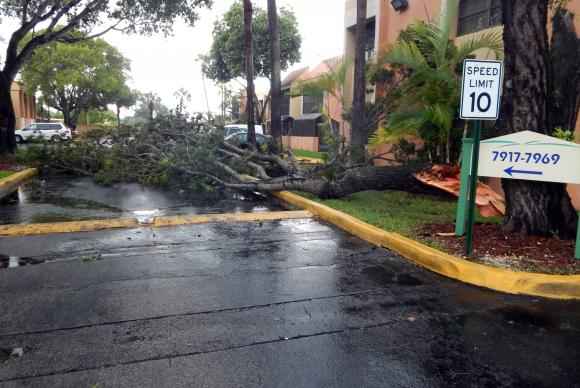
1,1 -> 345,114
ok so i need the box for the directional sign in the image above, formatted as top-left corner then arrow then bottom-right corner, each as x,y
478,131 -> 580,184
460,59 -> 503,120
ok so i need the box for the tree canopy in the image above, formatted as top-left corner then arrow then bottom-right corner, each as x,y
126,92 -> 170,125
112,85 -> 138,127
201,1 -> 301,82
0,0 -> 212,154
21,36 -> 130,128
0,0 -> 212,80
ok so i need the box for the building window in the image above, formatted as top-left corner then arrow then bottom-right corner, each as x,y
458,0 -> 502,36
281,91 -> 290,117
365,18 -> 376,60
302,94 -> 323,115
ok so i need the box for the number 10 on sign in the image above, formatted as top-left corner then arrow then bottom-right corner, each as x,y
460,59 -> 503,120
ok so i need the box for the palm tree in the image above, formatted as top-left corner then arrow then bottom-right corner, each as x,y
351,0 -> 368,163
371,19 -> 503,163
243,0 -> 257,149
267,0 -> 282,149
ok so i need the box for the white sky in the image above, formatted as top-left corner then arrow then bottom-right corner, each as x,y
0,0 -> 345,114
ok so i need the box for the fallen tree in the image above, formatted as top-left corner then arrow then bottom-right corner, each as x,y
21,115 -> 437,199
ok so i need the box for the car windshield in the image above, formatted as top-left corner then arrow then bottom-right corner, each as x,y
37,124 -> 61,131
225,127 -> 244,137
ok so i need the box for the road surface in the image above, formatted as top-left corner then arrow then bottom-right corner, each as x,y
0,217 -> 579,387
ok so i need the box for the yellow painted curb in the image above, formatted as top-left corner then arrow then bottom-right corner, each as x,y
274,191 -> 580,300
0,218 -> 139,237
0,168 -> 37,199
153,210 -> 312,227
0,210 -> 313,237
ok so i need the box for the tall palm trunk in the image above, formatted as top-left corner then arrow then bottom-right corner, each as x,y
498,0 -> 576,237
243,0 -> 257,149
268,0 -> 282,151
351,0 -> 368,162
116,105 -> 122,128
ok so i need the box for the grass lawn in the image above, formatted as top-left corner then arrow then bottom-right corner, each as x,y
300,191 -> 580,275
0,171 -> 14,180
305,190 -> 500,238
291,149 -> 327,160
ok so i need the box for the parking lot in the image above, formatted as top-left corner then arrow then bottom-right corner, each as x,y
1,214 -> 580,387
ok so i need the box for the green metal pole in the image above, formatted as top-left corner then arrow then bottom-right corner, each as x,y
455,138 -> 474,236
465,121 -> 482,257
575,213 -> 580,260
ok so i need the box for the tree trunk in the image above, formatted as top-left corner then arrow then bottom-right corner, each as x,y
117,105 -> 122,128
550,8 -> 580,132
268,0 -> 283,150
351,0 -> 368,163
243,0 -> 257,150
497,0 -> 577,237
0,71 -> 16,154
212,164 -> 438,199
62,109 -> 74,130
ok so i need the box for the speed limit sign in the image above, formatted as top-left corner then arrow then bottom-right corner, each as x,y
460,59 -> 503,120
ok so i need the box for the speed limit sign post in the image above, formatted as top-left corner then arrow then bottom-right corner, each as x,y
458,59 -> 503,257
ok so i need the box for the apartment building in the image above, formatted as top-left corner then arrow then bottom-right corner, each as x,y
10,81 -> 36,130
344,0 -> 580,137
275,57 -> 347,152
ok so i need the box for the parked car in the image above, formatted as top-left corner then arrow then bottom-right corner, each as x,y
224,124 -> 264,138
225,132 -> 273,149
15,122 -> 72,143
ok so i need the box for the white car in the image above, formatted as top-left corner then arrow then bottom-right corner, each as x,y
224,124 -> 264,138
15,122 -> 72,143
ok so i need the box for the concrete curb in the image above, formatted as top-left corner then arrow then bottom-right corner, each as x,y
0,210 -> 313,237
0,168 -> 37,200
153,210 -> 312,227
274,191 -> 580,300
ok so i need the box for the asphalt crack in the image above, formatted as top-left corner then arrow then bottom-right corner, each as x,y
0,318 -> 437,384
0,287 -> 401,338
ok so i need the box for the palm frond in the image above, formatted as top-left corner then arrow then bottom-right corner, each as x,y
378,41 -> 428,71
455,30 -> 504,63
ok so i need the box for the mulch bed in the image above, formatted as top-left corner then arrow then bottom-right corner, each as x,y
418,223 -> 580,275
0,164 -> 17,171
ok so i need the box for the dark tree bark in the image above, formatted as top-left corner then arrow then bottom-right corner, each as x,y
0,71 -> 16,154
497,0 -> 577,237
243,0 -> 257,149
63,110 -> 72,130
267,0 -> 282,150
182,163 -> 435,199
116,105 -> 122,128
351,0 -> 368,162
550,8 -> 580,132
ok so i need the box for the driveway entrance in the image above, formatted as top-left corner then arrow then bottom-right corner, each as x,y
1,216 -> 580,387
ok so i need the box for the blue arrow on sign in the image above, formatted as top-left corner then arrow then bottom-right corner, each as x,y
504,166 -> 544,177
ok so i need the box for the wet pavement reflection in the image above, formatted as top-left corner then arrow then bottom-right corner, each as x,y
0,255 -> 45,269
1,184 -> 580,386
0,176 -> 283,225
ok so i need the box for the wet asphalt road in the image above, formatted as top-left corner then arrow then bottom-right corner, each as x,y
0,176 -> 281,225
1,218 -> 580,387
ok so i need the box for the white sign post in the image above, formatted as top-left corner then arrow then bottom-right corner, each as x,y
460,59 -> 503,120
479,130 -> 580,184
458,59 -> 504,256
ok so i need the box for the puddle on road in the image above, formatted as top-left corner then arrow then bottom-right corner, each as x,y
361,266 -> 424,287
0,176 -> 283,225
0,255 -> 45,269
494,305 -> 557,329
